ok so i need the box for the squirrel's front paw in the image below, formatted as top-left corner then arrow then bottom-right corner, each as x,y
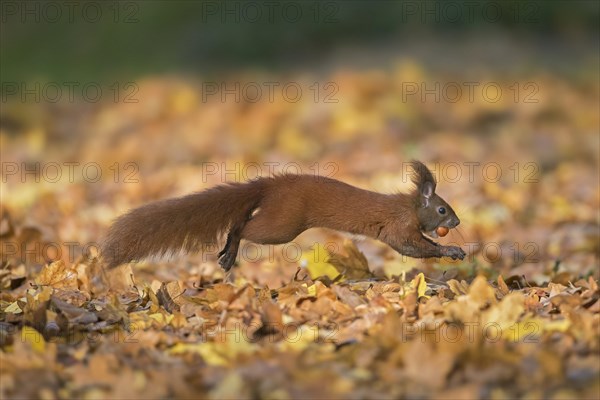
443,246 -> 466,260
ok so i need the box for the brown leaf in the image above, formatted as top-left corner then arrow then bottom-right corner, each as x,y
497,274 -> 510,296
35,261 -> 78,290
332,284 -> 365,309
156,281 -> 183,313
52,297 -> 98,325
327,240 -> 374,280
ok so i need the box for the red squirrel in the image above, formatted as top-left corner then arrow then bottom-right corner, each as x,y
102,161 -> 465,270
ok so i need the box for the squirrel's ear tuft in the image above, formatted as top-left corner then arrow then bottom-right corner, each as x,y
410,160 -> 437,199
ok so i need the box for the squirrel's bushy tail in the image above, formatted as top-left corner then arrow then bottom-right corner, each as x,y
101,179 -> 267,268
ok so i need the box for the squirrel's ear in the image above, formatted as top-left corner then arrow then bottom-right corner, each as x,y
410,160 -> 437,199
422,181 -> 434,199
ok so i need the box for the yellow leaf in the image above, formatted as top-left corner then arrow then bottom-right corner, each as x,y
170,331 -> 256,366
542,318 -> 571,332
169,312 -> 188,329
4,301 -> 22,314
128,311 -> 153,330
21,326 -> 45,354
413,272 -> 430,299
279,325 -> 321,352
149,312 -> 173,327
481,292 -> 525,341
277,125 -> 320,158
447,279 -> 468,296
503,316 -> 570,342
168,85 -> 198,116
468,275 -> 497,307
209,371 -> 246,399
301,244 -> 340,280
36,260 -> 78,289
169,342 -> 229,366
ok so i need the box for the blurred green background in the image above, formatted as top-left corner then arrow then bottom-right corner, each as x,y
1,0 -> 598,82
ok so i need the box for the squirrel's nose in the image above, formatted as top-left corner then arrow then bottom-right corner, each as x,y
450,217 -> 460,228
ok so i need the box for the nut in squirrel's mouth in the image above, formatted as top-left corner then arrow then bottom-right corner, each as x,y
424,226 -> 451,239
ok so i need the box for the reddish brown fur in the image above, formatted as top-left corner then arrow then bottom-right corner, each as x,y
102,162 -> 465,269
241,175 -> 418,244
102,180 -> 266,268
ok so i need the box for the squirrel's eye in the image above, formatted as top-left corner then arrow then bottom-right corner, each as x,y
438,207 -> 446,214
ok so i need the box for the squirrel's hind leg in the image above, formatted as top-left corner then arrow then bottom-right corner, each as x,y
218,230 -> 241,271
218,207 -> 260,270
